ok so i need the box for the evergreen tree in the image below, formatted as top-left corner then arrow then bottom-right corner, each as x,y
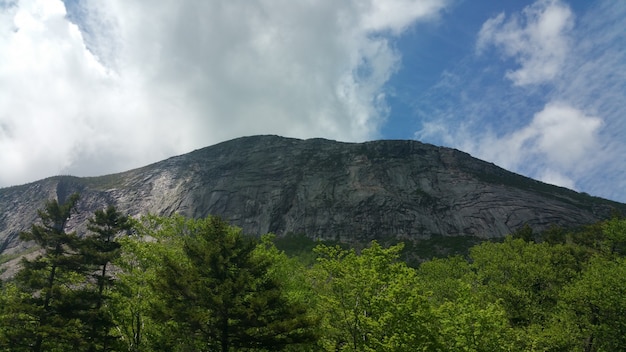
147,215 -> 316,352
13,193 -> 86,351
1,282 -> 32,351
80,205 -> 132,352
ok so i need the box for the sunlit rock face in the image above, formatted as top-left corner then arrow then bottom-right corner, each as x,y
1,135 -> 623,256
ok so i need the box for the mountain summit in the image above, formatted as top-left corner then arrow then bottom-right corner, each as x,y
1,135 -> 624,256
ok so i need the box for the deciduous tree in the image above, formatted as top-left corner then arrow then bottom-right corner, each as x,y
311,242 -> 439,351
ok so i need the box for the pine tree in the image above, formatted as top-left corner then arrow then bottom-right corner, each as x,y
80,205 -> 132,352
148,215 -> 316,351
14,193 -> 86,351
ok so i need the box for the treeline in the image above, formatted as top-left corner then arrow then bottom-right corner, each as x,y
1,194 -> 626,351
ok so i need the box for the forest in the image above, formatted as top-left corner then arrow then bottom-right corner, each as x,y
1,193 -> 626,351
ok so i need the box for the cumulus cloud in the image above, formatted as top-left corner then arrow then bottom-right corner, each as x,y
476,0 -> 574,86
530,104 -> 602,167
464,103 -> 602,189
0,0 -> 448,187
0,0 -> 121,184
414,0 -> 626,202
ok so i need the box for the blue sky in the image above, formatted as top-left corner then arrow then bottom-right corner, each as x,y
1,0 -> 625,203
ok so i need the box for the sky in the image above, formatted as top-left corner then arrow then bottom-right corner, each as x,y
0,0 -> 625,203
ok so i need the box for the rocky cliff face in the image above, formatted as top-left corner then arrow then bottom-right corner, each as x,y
1,135 -> 624,257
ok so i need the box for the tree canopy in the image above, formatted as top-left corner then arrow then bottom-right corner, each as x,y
1,195 -> 626,352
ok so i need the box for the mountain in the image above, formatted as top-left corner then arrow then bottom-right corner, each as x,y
1,135 -> 624,258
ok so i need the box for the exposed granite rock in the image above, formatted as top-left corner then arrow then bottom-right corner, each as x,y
1,135 -> 624,257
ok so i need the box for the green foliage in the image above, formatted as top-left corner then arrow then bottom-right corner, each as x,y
0,282 -> 37,352
272,232 -> 351,267
434,283 -> 513,352
511,223 -> 534,242
12,193 -> 86,351
557,255 -> 626,351
600,217 -> 626,255
80,205 -> 132,352
402,235 -> 483,263
136,215 -> 317,351
417,255 -> 473,304
3,204 -> 625,352
110,215 -> 189,352
272,232 -> 320,265
311,242 -> 440,351
2,196 -> 134,352
417,255 -> 515,351
416,218 -> 626,351
469,237 -> 576,328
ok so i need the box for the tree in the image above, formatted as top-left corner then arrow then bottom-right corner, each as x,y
0,282 -> 36,352
311,242 -> 440,351
558,255 -> 626,351
14,193 -> 86,351
417,256 -> 515,351
601,217 -> 626,256
80,205 -> 132,352
253,234 -> 321,351
434,283 -> 513,352
417,255 -> 473,305
109,217 -> 168,352
146,215 -> 316,351
469,237 -> 575,328
511,224 -> 535,242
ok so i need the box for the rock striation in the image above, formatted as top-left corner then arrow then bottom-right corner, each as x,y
1,135 -> 624,257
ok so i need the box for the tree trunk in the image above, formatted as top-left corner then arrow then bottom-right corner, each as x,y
221,313 -> 229,352
33,260 -> 58,352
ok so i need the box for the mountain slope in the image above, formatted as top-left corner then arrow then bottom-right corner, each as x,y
1,135 -> 624,256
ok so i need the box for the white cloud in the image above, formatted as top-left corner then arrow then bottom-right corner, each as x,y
0,0 -> 448,187
476,0 -> 574,86
464,102 -> 602,189
0,0 -> 120,184
525,103 -> 602,168
415,0 -> 626,202
537,169 -> 575,189
360,0 -> 447,34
